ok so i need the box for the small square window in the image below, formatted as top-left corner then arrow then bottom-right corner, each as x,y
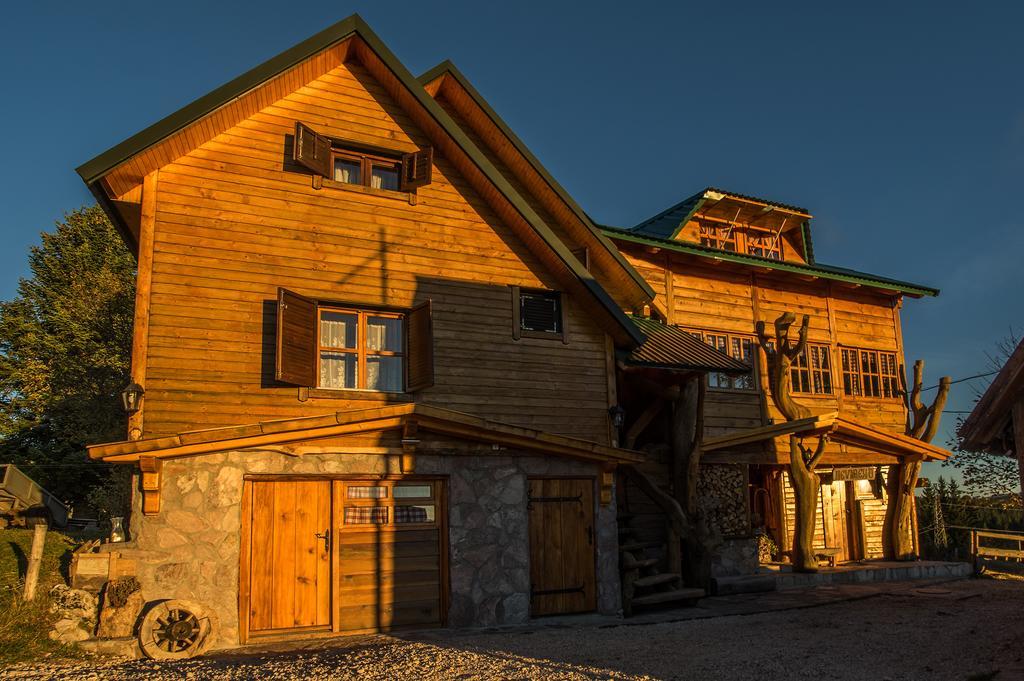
520,291 -> 562,334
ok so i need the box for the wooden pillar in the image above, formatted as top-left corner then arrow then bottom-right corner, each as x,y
22,524 -> 47,601
1013,400 -> 1024,506
129,170 -> 159,441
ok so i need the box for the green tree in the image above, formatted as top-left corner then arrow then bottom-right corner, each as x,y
0,205 -> 135,510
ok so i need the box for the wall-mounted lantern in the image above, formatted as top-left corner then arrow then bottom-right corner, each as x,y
121,382 -> 145,414
607,405 -> 626,429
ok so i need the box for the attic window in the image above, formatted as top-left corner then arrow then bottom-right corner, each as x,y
511,287 -> 569,343
293,122 -> 432,192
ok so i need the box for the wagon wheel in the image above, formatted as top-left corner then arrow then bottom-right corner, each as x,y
138,600 -> 216,660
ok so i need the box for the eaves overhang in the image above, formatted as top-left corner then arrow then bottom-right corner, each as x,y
602,226 -> 939,299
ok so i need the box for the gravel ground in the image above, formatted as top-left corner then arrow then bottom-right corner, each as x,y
4,578 -> 1022,681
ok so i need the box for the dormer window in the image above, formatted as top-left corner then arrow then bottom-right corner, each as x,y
699,223 -> 736,251
747,233 -> 782,260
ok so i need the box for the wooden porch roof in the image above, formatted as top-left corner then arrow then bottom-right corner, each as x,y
702,411 -> 950,461
87,404 -> 643,465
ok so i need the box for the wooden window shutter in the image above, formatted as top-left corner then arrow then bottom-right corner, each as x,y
275,287 -> 317,386
406,300 -> 434,392
293,122 -> 332,178
400,147 -> 434,191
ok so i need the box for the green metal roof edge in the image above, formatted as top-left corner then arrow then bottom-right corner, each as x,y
417,60 -> 657,302
76,15 -> 369,184
602,227 -> 939,297
669,195 -> 706,240
75,15 -> 645,346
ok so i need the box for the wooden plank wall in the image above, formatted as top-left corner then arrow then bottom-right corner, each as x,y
617,243 -> 909,453
138,59 -> 611,443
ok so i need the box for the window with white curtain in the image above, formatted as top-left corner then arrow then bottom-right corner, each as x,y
318,308 -> 404,392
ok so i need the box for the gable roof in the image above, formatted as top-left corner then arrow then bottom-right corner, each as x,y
702,411 -> 950,461
623,316 -> 751,373
86,403 -> 643,465
959,338 -> 1024,453
75,14 -> 646,347
417,61 -> 656,305
602,225 -> 939,298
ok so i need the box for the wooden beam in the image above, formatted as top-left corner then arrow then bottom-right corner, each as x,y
139,456 -> 162,515
1013,399 -> 1024,505
128,170 -> 158,440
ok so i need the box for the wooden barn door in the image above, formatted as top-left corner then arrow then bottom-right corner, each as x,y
244,480 -> 332,634
527,478 -> 597,616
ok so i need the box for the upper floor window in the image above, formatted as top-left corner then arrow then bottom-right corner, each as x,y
332,150 -> 401,191
791,344 -> 834,395
293,122 -> 433,192
511,287 -> 569,343
318,308 -> 404,392
840,347 -> 900,399
699,223 -> 736,251
275,288 -> 434,394
747,233 -> 782,260
689,330 -> 756,391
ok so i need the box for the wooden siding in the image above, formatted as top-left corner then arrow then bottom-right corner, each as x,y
617,242 -> 909,458
139,59 -> 612,444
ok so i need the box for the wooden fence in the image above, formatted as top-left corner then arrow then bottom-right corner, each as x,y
964,527 -> 1024,569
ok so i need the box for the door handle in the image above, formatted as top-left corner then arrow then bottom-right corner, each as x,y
315,529 -> 331,553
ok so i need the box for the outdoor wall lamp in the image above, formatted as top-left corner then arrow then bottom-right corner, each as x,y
121,382 -> 145,414
607,405 -> 626,429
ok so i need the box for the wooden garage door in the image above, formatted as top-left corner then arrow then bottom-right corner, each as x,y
245,480 -> 332,633
335,479 -> 446,633
527,478 -> 596,616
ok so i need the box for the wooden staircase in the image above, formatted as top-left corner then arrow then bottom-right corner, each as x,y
618,468 -> 705,616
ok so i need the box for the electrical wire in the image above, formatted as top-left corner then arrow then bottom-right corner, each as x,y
920,370 -> 999,392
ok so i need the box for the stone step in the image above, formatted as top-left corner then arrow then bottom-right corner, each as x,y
629,557 -> 660,569
631,587 -> 705,607
632,572 -> 680,589
618,527 -> 637,538
619,541 -> 663,553
712,574 -> 778,596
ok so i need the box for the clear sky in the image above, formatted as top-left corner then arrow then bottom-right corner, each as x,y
1,1 -> 1021,483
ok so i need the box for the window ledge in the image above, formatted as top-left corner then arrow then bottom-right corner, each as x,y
518,329 -> 566,342
318,177 -> 416,204
307,388 -> 414,403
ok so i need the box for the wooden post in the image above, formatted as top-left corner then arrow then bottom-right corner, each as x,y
1012,400 -> 1024,507
22,523 -> 47,601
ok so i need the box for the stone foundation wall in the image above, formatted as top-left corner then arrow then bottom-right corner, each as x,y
116,448 -> 620,650
710,537 -> 759,577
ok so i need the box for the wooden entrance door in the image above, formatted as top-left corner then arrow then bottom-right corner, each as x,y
821,481 -> 851,562
245,480 -> 332,634
527,478 -> 597,616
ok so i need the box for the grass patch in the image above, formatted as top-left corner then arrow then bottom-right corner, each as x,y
0,528 -> 86,665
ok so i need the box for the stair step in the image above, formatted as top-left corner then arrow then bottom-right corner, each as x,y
631,588 -> 706,607
618,527 -> 637,537
631,557 -> 659,569
619,541 -> 663,553
616,511 -> 636,520
632,573 -> 680,589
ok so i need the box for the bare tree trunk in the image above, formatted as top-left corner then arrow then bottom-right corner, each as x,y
670,375 -> 714,588
883,360 -> 951,560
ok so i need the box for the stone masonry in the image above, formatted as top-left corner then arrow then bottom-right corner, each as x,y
112,446 -> 621,650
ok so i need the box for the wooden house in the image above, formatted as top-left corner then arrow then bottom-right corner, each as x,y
959,338 -> 1024,501
76,15 -> 948,656
603,189 -> 949,570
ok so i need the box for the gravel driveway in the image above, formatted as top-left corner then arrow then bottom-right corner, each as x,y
4,578 -> 1022,680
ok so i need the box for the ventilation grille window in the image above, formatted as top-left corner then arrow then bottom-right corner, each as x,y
520,292 -> 562,334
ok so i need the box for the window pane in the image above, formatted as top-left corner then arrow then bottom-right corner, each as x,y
320,351 -> 357,389
371,164 -> 400,191
320,311 -> 357,349
347,486 -> 387,499
344,507 -> 388,525
394,505 -> 435,524
334,158 -> 361,184
366,355 -> 403,392
366,316 -> 403,352
394,484 -> 432,499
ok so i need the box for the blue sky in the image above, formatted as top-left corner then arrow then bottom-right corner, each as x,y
2,1 -> 1021,484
